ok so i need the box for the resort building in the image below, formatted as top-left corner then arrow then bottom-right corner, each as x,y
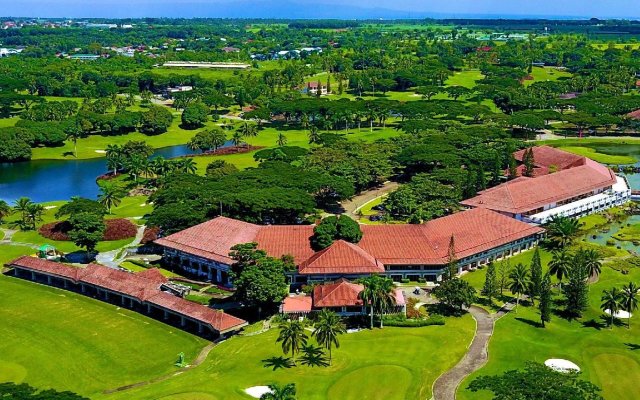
5,256 -> 248,338
155,207 -> 544,286
281,278 -> 406,318
461,146 -> 631,224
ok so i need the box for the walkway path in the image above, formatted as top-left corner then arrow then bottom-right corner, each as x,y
95,225 -> 146,269
431,303 -> 513,400
103,341 -> 216,394
339,181 -> 399,218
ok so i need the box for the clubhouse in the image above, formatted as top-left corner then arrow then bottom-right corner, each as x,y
155,207 -> 545,286
281,278 -> 406,318
5,256 -> 248,338
461,146 -> 631,224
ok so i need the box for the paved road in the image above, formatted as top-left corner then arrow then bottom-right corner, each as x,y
339,181 -> 399,219
432,303 -> 513,400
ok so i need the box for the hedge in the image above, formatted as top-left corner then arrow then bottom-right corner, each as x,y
382,314 -> 445,327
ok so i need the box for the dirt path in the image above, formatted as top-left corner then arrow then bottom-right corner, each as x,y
103,342 -> 216,394
431,303 -> 514,400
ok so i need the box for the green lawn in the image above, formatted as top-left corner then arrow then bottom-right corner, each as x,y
104,315 -> 475,400
1,196 -> 149,253
613,224 -> 640,242
555,146 -> 637,164
523,66 -> 572,87
445,70 -> 484,88
0,244 -> 38,265
0,274 -> 206,398
0,116 -> 19,128
119,261 -> 181,278
31,115 -> 202,160
458,266 -> 640,400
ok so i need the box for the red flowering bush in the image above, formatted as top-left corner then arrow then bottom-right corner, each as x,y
40,218 -> 137,242
141,226 -> 160,244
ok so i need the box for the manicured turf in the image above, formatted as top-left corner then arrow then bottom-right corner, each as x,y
556,146 -> 637,164
458,266 -> 640,400
104,315 -> 475,400
1,196 -> 149,253
612,224 -> 640,242
445,70 -> 484,88
0,116 -> 19,128
523,66 -> 572,87
0,274 -> 206,397
30,115 -> 202,160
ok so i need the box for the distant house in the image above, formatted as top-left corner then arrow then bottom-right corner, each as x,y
69,54 -> 100,61
628,109 -> 640,120
281,278 -> 406,318
307,81 -> 328,96
222,46 -> 240,53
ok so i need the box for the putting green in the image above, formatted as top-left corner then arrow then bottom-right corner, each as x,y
590,353 -> 640,400
0,363 -> 27,383
327,365 -> 412,400
158,393 -> 220,400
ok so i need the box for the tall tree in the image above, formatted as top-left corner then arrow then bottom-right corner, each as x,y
497,260 -> 512,295
444,235 -> 458,281
98,183 -> 124,214
564,263 -> 589,319
529,247 -> 543,305
509,263 -> 530,312
601,287 -> 624,329
313,309 -> 346,364
549,250 -> 572,287
622,282 -> 639,329
276,320 -> 308,361
539,272 -> 552,328
481,262 -> 498,303
574,248 -> 603,280
0,200 -> 11,223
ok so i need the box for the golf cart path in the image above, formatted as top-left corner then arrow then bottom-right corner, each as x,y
432,302 -> 514,400
340,181 -> 399,218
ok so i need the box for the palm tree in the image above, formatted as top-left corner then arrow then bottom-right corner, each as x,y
105,144 -> 124,176
65,124 -> 82,158
508,263 -> 530,312
573,248 -> 602,279
175,158 -> 197,174
12,197 -> 33,228
276,132 -> 288,147
601,287 -> 624,329
260,383 -> 297,400
276,320 -> 308,361
24,203 -> 44,230
238,122 -> 258,138
313,309 -> 346,364
308,125 -> 321,144
125,155 -> 146,182
358,275 -> 379,329
231,131 -> 244,148
545,216 -> 581,248
549,250 -> 572,287
0,200 -> 10,223
150,156 -> 172,177
98,184 -> 124,214
374,277 -> 397,328
622,282 -> 639,329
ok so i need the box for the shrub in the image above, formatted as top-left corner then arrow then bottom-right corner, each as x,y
141,226 -> 160,244
406,298 -> 427,319
401,278 -> 410,284
382,314 -> 445,327
39,218 -> 137,241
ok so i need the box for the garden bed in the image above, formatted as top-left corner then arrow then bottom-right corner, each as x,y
39,218 -> 138,241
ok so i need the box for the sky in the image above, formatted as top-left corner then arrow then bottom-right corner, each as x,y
2,0 -> 640,19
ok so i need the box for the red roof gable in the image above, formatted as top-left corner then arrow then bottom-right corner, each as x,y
298,240 -> 384,275
513,146 -> 585,172
461,160 -> 616,214
282,295 -> 313,313
155,217 -> 262,265
313,278 -> 364,308
7,257 -> 247,333
628,109 -> 640,120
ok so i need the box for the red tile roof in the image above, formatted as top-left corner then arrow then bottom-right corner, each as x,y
298,240 -> 384,275
461,159 -> 616,215
313,278 -> 364,308
282,295 -> 313,313
157,209 -> 543,270
628,109 -> 640,120
359,208 -> 544,264
156,217 -> 262,265
513,146 -> 585,172
6,257 -> 246,333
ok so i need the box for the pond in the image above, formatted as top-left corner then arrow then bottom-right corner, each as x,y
0,143 -> 230,203
579,143 -> 640,189
582,214 -> 640,253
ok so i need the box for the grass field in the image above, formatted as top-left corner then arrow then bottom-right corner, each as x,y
445,70 -> 484,88
458,265 -> 640,400
1,196 -> 150,254
104,315 -> 475,400
523,66 -> 572,87
555,146 -> 637,164
0,273 -> 207,397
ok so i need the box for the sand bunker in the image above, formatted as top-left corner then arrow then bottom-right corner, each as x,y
245,386 -> 272,398
545,359 -> 580,373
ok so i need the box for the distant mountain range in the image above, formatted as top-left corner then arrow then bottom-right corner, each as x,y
2,1 -> 611,20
